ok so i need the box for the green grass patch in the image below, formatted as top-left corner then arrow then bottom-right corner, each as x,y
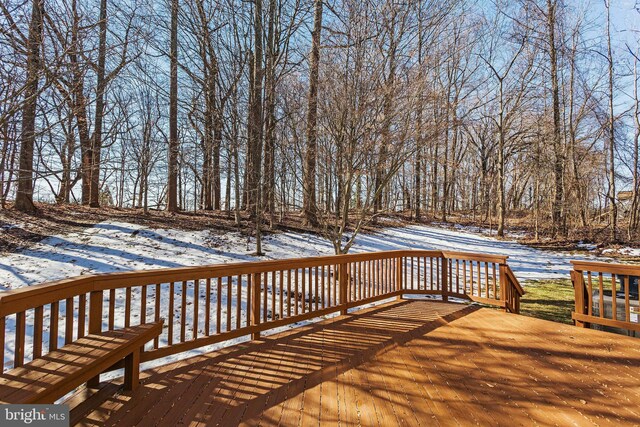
520,279 -> 575,324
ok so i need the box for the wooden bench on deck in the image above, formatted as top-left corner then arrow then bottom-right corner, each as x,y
0,321 -> 162,404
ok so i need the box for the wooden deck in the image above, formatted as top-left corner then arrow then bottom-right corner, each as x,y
76,299 -> 640,426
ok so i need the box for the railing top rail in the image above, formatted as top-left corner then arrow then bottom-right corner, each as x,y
0,249 -> 513,317
571,260 -> 640,276
441,251 -> 508,265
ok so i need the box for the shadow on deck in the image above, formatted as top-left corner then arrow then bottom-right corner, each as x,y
77,300 -> 640,426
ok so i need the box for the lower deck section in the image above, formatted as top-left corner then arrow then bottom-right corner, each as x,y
78,300 -> 640,426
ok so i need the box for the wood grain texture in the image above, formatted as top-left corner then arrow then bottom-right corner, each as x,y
76,300 -> 640,426
0,322 -> 162,404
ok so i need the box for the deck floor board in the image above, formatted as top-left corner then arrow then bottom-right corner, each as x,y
77,300 -> 640,426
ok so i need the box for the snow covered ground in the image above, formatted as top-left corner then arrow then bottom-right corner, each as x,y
0,220 -> 601,290
603,247 -> 640,257
0,220 -> 612,376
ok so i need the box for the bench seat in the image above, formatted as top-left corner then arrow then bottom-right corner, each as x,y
0,322 -> 162,404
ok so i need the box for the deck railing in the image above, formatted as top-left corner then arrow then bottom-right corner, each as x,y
0,250 -> 524,373
571,260 -> 640,333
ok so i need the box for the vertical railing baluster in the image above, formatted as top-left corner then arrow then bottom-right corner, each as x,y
263,272 -> 269,320
340,263 -> 348,315
287,270 -> 292,318
65,297 -> 74,344
193,279 -> 199,339
492,263 -> 497,299
441,256 -> 448,302
274,270 -> 279,317
180,281 -> 187,342
485,263 -> 490,299
15,311 -> 25,368
226,277 -> 232,332
108,289 -> 115,330
280,270 -> 285,317
396,257 -> 403,299
205,278 -> 211,336
295,270 -> 299,316
587,273 -> 593,316
251,272 -> 261,340
237,275 -> 242,329
88,288 -> 103,387
154,284 -> 161,348
245,275 -> 250,328
216,277 -> 222,333
125,287 -> 132,328
624,275 -> 630,323
612,274 -> 617,321
50,301 -> 59,352
78,294 -> 86,338
499,264 -> 508,312
140,285 -> 147,325
314,267 -> 319,310
168,282 -> 174,345
33,306 -> 43,359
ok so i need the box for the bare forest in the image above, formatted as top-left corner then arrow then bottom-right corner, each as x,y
1,0 -> 640,253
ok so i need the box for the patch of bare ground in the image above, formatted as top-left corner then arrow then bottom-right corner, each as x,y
0,203 -> 262,253
0,203 -> 418,254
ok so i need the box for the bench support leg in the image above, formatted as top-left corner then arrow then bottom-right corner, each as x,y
87,375 -> 100,388
124,349 -> 141,391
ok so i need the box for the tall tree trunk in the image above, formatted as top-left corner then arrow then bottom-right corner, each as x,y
57,114 -> 74,204
89,0 -> 108,207
15,0 -> 44,213
497,80 -> 506,237
303,0 -> 323,226
629,56 -> 640,235
547,0 -> 565,237
68,0 -> 93,206
167,0 -> 179,212
414,118 -> 422,221
568,39 -> 587,227
605,0 -> 617,241
376,13 -> 398,215
262,0 -> 277,224
213,107 -> 222,210
248,0 -> 264,254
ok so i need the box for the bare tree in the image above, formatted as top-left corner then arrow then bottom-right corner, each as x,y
604,0 -> 617,240
303,0 -> 323,227
15,0 -> 44,212
167,0 -> 180,212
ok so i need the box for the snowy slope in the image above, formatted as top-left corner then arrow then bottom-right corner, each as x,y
0,220 -> 599,290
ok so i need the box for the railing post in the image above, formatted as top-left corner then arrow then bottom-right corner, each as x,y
339,263 -> 348,315
251,272 -> 261,339
396,257 -> 403,300
571,270 -> 587,328
441,256 -> 449,302
87,287 -> 103,388
499,264 -> 508,312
